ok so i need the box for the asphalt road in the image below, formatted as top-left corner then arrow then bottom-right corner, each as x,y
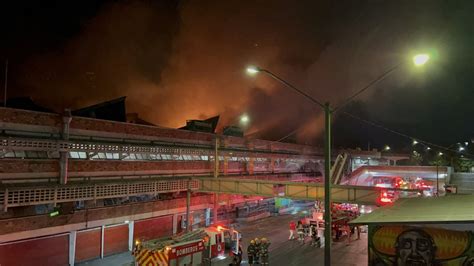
78,214 -> 368,266
219,214 -> 368,266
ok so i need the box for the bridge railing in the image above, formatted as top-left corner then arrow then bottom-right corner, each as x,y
1,179 -> 199,211
196,177 -> 422,205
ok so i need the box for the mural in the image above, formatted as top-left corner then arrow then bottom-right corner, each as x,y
369,225 -> 474,266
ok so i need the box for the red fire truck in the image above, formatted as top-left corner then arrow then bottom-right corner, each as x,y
132,225 -> 240,266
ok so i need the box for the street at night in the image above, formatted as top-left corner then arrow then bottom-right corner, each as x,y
1,1 -> 474,266
226,215 -> 367,266
78,214 -> 368,266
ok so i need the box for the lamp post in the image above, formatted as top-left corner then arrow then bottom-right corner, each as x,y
246,53 -> 429,265
436,152 -> 443,196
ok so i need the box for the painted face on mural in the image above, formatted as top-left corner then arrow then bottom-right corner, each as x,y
396,230 -> 436,266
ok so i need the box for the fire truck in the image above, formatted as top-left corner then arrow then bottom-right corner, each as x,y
132,225 -> 240,266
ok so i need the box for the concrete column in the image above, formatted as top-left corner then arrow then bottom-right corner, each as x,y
213,137 -> 219,178
69,231 -> 77,266
59,109 -> 72,185
100,225 -> 105,259
213,193 -> 218,225
186,180 -> 191,232
59,153 -> 69,185
270,158 -> 275,173
246,139 -> 255,175
213,137 -> 219,224
128,221 -> 134,251
223,156 -> 229,175
247,157 -> 255,175
172,214 -> 178,234
205,208 -> 211,226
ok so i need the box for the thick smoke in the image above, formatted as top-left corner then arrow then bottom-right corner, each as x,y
9,0 -> 469,145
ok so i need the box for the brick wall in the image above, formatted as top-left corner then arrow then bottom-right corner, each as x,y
0,159 -> 58,173
0,195 -> 213,235
0,107 -> 320,154
69,160 -> 211,172
0,108 -> 61,127
0,159 -> 212,175
134,216 -> 173,242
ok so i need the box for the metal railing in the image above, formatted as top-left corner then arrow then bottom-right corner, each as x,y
1,179 -> 199,211
196,177 -> 422,205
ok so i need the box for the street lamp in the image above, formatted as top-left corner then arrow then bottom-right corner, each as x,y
413,54 -> 430,67
435,152 -> 444,196
246,66 -> 260,74
246,53 -> 430,265
240,114 -> 250,124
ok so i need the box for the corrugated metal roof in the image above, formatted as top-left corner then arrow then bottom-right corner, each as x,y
350,195 -> 474,225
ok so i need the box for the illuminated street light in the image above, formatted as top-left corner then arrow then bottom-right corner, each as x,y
426,146 -> 431,150
384,145 -> 391,151
246,66 -> 260,74
438,152 -> 443,156
240,114 -> 249,123
413,54 -> 430,66
459,147 -> 465,151
412,140 -> 418,145
465,141 -> 469,146
245,50 -> 432,266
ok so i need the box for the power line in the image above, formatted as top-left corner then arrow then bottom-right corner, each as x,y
253,110 -> 473,159
340,111 -> 474,159
333,63 -> 401,112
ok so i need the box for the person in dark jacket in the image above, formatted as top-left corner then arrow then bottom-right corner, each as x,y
297,221 -> 305,242
254,238 -> 261,264
310,225 -> 321,247
247,240 -> 257,266
260,237 -> 271,265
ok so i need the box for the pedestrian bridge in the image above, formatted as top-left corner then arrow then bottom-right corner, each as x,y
196,177 -> 420,205
0,175 -> 421,211
341,165 -> 449,186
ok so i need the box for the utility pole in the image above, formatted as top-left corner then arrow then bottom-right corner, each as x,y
323,102 -> 332,265
213,137 -> 219,225
436,163 -> 439,197
186,178 -> 191,232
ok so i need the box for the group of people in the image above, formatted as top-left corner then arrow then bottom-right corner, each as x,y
247,237 -> 271,265
289,220 -> 321,247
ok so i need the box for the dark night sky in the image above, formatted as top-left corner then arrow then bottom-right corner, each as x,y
0,0 -> 473,150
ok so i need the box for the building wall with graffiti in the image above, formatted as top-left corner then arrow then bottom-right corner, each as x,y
368,224 -> 474,266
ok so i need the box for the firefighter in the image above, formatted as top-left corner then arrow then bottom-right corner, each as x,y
310,225 -> 321,247
260,237 -> 271,265
297,221 -> 304,242
247,240 -> 257,266
230,244 -> 243,265
254,238 -> 261,264
132,239 -> 142,256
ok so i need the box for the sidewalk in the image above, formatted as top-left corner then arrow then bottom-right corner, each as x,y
76,252 -> 134,266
